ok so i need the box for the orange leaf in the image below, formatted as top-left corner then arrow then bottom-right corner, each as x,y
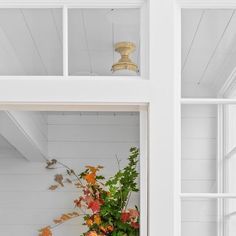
84,173 -> 96,184
86,219 -> 93,227
94,214 -> 101,225
38,227 -> 52,236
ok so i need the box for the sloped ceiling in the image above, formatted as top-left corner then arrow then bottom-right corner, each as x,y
182,9 -> 236,97
0,8 -> 140,76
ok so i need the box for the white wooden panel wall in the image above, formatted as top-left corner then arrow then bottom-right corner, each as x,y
48,112 -> 139,159
181,105 -> 217,236
0,112 -> 139,236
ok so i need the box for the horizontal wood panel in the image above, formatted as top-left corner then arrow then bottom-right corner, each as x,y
0,193 -> 139,225
48,124 -> 139,142
0,225 -> 90,236
48,142 -> 139,159
181,105 -> 217,194
47,114 -> 139,125
182,160 -> 216,180
182,180 -> 216,193
0,191 -> 139,209
182,117 -> 217,139
0,156 -> 138,173
182,222 -> 217,236
182,139 -> 216,160
181,105 -> 217,118
182,199 -> 217,222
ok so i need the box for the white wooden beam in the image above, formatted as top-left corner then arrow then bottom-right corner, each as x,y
0,78 -> 150,104
0,104 -> 145,111
177,0 -> 236,8
181,193 -> 236,198
0,0 -> 144,8
181,98 -> 236,104
0,111 -> 47,161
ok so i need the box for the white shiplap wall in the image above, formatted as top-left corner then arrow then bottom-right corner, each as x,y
181,105 -> 217,236
0,112 -> 139,236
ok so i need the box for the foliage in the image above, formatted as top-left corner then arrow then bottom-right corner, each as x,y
38,147 -> 140,236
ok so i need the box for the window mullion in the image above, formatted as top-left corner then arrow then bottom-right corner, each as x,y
63,5 -> 68,77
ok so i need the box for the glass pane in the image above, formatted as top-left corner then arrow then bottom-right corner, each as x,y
224,104 -> 236,193
68,8 -> 140,76
182,198 -> 217,236
181,9 -> 236,98
182,198 -> 236,236
181,104 -> 217,193
0,9 -> 62,75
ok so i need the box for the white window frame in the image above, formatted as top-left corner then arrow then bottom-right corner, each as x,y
0,0 -> 150,236
0,0 -> 149,80
0,0 -> 181,235
176,1 -> 236,236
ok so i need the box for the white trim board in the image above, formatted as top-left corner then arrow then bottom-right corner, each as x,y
0,0 -> 144,8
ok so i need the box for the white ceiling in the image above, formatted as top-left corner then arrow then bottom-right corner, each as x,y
182,9 -> 236,97
0,8 -> 139,76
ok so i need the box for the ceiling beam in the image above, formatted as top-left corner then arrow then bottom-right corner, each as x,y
0,111 -> 47,161
0,77 -> 151,104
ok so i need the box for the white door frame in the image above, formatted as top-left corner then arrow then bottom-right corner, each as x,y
175,1 -> 236,236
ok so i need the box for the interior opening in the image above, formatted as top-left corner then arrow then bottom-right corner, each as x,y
0,111 -> 140,236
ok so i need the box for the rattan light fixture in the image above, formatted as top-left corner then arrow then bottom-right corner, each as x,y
111,42 -> 138,73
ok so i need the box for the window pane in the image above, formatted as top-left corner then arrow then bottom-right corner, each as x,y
182,198 -> 218,236
224,104 -> 236,193
182,198 -> 236,236
68,8 -> 140,76
181,104 -> 217,193
0,9 -> 62,75
181,9 -> 236,98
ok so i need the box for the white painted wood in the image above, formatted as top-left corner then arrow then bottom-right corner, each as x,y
181,193 -> 236,198
182,160 -> 216,180
139,109 -> 148,236
181,9 -> 236,98
48,141 -> 139,159
181,222 -> 217,236
0,111 -> 47,161
47,113 -> 139,125
48,125 -> 138,142
181,9 -> 203,68
217,105 -> 224,236
0,0 -> 144,8
149,0 -> 176,236
0,79 -> 150,104
182,139 -> 216,160
182,117 -> 216,138
182,10 -> 234,84
47,112 -> 139,159
63,6 -> 68,76
182,180 -> 217,193
22,8 -> 63,75
182,98 -> 236,104
181,105 -> 217,195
